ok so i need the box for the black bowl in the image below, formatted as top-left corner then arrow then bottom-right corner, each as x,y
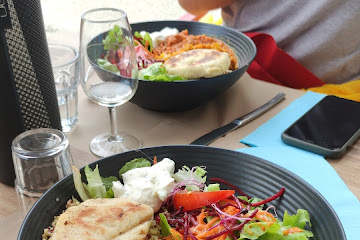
129,21 -> 256,112
18,145 -> 345,240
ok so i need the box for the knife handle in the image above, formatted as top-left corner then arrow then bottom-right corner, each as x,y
234,93 -> 286,128
190,122 -> 239,145
190,93 -> 286,146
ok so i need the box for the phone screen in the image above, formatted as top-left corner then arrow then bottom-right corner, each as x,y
283,95 -> 360,150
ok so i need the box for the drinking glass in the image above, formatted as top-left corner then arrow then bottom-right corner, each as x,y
48,44 -> 79,133
79,8 -> 142,157
12,128 -> 74,217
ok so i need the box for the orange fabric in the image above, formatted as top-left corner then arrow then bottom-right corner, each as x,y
305,80 -> 360,102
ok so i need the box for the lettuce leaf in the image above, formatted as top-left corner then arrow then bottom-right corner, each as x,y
240,222 -> 280,239
283,209 -> 312,228
240,209 -> 313,240
139,62 -> 185,82
103,24 -> 123,50
204,183 -> 220,192
134,31 -> 153,52
238,196 -> 264,209
159,213 -> 171,237
84,165 -> 107,198
257,226 -> 313,240
118,157 -> 151,177
101,176 -> 118,198
173,165 -> 207,191
72,166 -> 90,201
72,165 -> 118,200
96,58 -> 119,74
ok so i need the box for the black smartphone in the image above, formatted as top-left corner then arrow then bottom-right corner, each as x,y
281,95 -> 360,158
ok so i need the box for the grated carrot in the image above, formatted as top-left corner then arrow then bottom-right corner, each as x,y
255,210 -> 276,223
218,234 -> 228,240
222,205 -> 239,216
283,227 -> 304,236
197,209 -> 207,225
163,228 -> 184,240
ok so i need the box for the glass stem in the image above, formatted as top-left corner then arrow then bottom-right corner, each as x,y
108,107 -> 122,142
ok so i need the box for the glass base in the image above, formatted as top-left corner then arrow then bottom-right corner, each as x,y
90,132 -> 142,158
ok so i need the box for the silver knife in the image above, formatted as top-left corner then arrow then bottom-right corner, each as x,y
190,93 -> 286,145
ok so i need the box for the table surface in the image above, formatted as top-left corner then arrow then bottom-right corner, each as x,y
1,73 -> 359,223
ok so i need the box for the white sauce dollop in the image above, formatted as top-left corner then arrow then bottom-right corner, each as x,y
112,158 -> 175,212
141,27 -> 179,48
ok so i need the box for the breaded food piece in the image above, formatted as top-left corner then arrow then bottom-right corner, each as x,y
50,198 -> 154,240
164,49 -> 231,79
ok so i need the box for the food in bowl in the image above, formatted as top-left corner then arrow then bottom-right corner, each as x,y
47,198 -> 153,240
164,49 -> 231,79
43,157 -> 313,240
153,29 -> 238,71
97,26 -> 238,82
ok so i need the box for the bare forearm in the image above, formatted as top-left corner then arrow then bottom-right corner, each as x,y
178,0 -> 235,16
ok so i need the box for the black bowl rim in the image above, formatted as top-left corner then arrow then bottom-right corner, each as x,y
130,20 -> 257,83
18,145 -> 345,239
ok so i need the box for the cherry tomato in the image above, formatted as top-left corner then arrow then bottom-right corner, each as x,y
173,190 -> 235,211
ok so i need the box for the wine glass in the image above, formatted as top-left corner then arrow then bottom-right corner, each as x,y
79,8 -> 142,157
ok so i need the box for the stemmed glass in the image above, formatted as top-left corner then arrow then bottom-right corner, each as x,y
79,8 -> 142,157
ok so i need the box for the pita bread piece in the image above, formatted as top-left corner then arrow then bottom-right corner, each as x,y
164,49 -> 231,79
50,198 -> 154,240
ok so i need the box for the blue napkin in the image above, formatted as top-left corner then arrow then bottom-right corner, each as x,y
237,91 -> 360,239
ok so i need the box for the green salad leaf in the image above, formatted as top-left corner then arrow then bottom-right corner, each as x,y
96,58 -> 119,74
204,183 -> 220,192
173,165 -> 207,191
118,157 -> 151,177
134,31 -> 153,52
101,175 -> 118,198
239,209 -> 313,240
84,165 -> 107,198
283,209 -> 312,228
159,213 -> 171,237
72,166 -> 90,201
72,165 -> 118,200
240,221 -> 279,239
139,62 -> 185,81
103,24 -> 123,50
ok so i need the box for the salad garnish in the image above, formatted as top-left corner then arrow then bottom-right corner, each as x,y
70,157 -> 313,240
96,25 -> 185,81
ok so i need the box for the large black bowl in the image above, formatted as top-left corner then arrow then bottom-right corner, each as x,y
18,145 -> 345,240
129,21 -> 256,112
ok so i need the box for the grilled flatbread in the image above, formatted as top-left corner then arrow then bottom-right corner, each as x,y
164,49 -> 231,79
50,198 -> 153,240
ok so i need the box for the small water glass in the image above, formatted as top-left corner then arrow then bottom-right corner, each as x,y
49,44 -> 79,133
12,128 -> 74,217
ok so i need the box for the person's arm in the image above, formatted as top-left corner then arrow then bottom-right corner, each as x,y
178,0 -> 235,16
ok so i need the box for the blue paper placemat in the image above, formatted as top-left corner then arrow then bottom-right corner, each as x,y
237,91 -> 360,239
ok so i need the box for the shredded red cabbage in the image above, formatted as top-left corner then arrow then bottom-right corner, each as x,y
157,175 -> 285,240
251,188 -> 285,207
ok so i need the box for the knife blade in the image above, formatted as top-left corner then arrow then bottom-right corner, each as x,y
190,93 -> 286,145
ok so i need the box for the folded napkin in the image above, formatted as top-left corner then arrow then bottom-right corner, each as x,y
244,32 -> 325,89
237,91 -> 360,239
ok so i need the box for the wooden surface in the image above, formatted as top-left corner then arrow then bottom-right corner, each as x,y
0,74 -> 359,222
0,74 -> 359,240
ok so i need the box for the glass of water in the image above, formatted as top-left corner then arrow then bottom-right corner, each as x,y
49,44 -> 79,133
79,8 -> 142,157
